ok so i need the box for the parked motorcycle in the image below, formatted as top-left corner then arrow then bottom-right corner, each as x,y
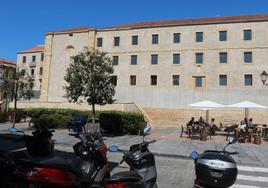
107,125 -> 158,188
0,127 -> 55,188
190,137 -> 239,188
5,127 -> 109,188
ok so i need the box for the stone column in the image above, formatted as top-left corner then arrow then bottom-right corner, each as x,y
88,30 -> 96,51
39,33 -> 54,102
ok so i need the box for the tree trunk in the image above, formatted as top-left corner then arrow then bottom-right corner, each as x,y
12,80 -> 18,128
5,97 -> 8,114
92,103 -> 96,124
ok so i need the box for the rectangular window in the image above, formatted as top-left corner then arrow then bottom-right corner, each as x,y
244,52 -> 252,63
112,56 -> 119,65
152,34 -> 158,44
111,75 -> 117,86
132,35 -> 138,45
151,54 -> 158,65
173,53 -> 180,64
173,33 -> 180,43
41,53 -> 44,61
219,75 -> 227,86
22,56 -> 26,63
39,67 -> 43,75
130,75 -> 136,85
244,29 -> 252,40
244,74 -> 252,86
195,76 -> 203,87
219,31 -> 227,41
196,53 -> 203,64
173,75 -> 180,86
131,55 -> 137,65
31,69 -> 35,76
32,55 -> 36,62
151,75 -> 157,85
219,52 -> 227,63
114,37 -> 120,46
97,38 -> 103,47
196,32 -> 203,42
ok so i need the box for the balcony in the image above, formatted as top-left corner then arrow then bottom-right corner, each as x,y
29,61 -> 36,67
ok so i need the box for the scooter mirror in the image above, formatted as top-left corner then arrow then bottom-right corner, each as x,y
228,137 -> 237,144
190,151 -> 200,159
8,127 -> 18,133
143,125 -> 151,135
108,145 -> 119,152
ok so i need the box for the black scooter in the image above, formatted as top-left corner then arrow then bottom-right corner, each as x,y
107,126 -> 158,188
3,127 -> 109,188
190,137 -> 239,188
0,127 -> 55,188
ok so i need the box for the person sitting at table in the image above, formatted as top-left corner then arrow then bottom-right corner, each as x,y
246,118 -> 253,129
197,116 -> 205,125
209,118 -> 217,135
187,117 -> 195,127
238,120 -> 246,130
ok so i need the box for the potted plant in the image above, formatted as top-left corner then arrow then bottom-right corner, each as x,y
254,128 -> 262,145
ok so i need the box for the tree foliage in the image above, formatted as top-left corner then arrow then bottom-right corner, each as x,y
7,69 -> 34,127
64,48 -> 116,118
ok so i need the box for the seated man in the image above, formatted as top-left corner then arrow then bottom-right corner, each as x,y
187,117 -> 195,127
209,118 -> 217,135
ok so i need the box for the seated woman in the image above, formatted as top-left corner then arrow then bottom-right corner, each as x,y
238,120 -> 246,130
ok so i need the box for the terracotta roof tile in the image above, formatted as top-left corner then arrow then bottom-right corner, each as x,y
19,45 -> 44,53
0,58 -> 17,66
103,14 -> 268,29
51,26 -> 95,33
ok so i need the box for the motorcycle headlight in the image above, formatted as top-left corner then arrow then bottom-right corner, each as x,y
81,161 -> 92,174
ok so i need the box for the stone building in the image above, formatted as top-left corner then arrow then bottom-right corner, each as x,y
0,59 -> 16,111
17,45 -> 44,99
39,14 -> 268,110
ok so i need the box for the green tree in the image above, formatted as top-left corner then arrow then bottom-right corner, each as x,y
10,69 -> 34,127
64,48 -> 116,123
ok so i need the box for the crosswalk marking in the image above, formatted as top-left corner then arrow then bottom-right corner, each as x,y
238,165 -> 268,173
231,185 -> 265,188
230,165 -> 268,188
237,174 -> 268,183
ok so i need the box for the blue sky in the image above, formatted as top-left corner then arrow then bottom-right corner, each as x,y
1,0 -> 268,61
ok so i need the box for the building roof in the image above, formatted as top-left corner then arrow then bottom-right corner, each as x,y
18,45 -> 44,54
102,14 -> 268,30
0,58 -> 16,66
48,26 -> 95,34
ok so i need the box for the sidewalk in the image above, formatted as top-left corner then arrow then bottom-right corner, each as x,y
1,122 -> 268,167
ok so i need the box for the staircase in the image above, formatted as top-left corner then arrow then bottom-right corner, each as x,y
140,107 -> 204,129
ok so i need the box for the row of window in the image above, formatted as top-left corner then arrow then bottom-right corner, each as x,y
112,51 -> 253,65
112,74 -> 254,87
97,30 -> 252,47
30,67 -> 43,76
22,53 -> 44,63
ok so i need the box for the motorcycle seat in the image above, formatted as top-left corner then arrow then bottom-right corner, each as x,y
108,170 -> 143,183
18,155 -> 83,175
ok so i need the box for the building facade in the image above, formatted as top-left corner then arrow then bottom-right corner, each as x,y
0,59 -> 16,111
40,14 -> 268,108
17,45 -> 44,99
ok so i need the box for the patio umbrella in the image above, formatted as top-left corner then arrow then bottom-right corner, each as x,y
227,101 -> 267,120
189,100 -> 225,123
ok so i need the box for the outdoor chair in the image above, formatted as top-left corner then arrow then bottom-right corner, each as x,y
238,129 -> 247,143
